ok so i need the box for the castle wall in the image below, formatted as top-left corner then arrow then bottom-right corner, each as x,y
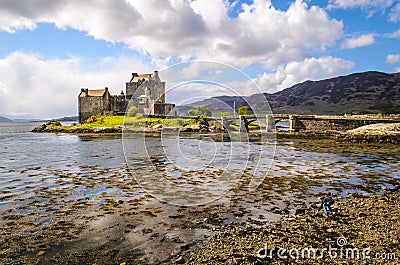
78,89 -> 112,123
79,96 -> 106,123
111,95 -> 128,115
153,103 -> 176,116
126,82 -> 138,98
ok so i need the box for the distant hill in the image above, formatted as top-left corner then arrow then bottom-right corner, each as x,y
0,116 -> 12,123
175,71 -> 400,115
56,116 -> 78,122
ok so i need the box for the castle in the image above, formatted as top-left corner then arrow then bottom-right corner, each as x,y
78,71 -> 175,123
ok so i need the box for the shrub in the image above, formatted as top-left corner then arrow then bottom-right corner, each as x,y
134,113 -> 143,119
146,118 -> 163,127
237,106 -> 248,115
188,106 -> 212,117
185,116 -> 206,126
127,106 -> 138,117
84,115 -> 98,124
47,120 -> 61,127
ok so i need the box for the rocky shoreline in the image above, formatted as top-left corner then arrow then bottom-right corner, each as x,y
32,121 -> 400,143
180,188 -> 400,264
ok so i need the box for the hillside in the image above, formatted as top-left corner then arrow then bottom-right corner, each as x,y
175,71 -> 400,115
0,116 -> 12,123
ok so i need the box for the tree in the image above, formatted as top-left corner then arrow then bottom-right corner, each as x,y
237,106 -> 248,115
187,106 -> 212,117
127,105 -> 138,117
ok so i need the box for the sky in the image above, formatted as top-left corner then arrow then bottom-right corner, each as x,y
0,0 -> 399,119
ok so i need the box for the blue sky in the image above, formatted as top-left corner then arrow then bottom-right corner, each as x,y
0,0 -> 399,118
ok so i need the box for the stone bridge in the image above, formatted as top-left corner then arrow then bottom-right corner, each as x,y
204,114 -> 400,132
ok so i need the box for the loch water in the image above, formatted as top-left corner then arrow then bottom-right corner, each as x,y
0,122 -> 399,264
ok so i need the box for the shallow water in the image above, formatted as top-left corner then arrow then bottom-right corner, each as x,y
0,122 -> 399,264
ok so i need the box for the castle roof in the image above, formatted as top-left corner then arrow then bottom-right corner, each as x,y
131,73 -> 153,82
79,88 -> 109,97
87,89 -> 107,96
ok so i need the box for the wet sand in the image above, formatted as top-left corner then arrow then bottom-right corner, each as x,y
183,187 -> 400,264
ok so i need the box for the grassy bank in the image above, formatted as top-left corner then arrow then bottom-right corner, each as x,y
79,115 -> 189,129
49,115 -> 202,131
41,115 -> 262,132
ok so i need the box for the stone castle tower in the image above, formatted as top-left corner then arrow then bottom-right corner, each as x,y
78,71 -> 175,123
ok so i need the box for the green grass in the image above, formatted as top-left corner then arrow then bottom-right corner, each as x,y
50,115 -> 264,131
55,115 -> 195,130
80,116 -> 126,128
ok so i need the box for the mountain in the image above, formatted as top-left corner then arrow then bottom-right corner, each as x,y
265,71 -> 400,114
175,71 -> 400,115
0,116 -> 13,123
175,96 -> 249,116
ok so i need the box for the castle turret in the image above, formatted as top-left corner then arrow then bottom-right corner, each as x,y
80,88 -> 89,97
130,73 -> 139,82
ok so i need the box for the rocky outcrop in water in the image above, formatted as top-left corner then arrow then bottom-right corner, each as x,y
32,121 -> 124,134
180,124 -> 211,132
339,123 -> 400,144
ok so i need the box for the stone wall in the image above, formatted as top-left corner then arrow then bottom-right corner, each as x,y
153,103 -> 176,116
111,95 -> 128,115
79,95 -> 109,123
296,118 -> 397,132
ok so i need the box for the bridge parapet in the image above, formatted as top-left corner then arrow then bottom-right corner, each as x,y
284,115 -> 400,132
180,114 -> 400,133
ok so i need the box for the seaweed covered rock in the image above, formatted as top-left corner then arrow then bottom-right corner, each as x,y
32,121 -> 62,132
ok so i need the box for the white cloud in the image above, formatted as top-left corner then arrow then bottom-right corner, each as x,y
0,0 -> 343,68
191,0 -> 228,29
257,56 -> 355,93
328,0 -> 398,19
328,0 -> 394,9
384,29 -> 400,38
0,0 -> 352,117
0,15 -> 36,33
389,3 -> 400,22
201,0 -> 343,67
386,54 -> 400,64
341,34 -> 375,49
0,52 -> 153,118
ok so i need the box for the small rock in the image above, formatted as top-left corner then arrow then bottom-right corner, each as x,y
295,208 -> 306,215
37,250 -> 46,256
176,256 -> 185,264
